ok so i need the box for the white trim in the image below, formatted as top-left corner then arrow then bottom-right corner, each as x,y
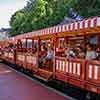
69,62 -> 72,73
85,20 -> 88,28
77,63 -> 80,76
73,63 -> 76,74
89,65 -> 92,79
94,65 -> 98,80
66,61 -> 68,72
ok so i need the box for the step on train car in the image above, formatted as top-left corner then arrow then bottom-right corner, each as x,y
0,16 -> 100,98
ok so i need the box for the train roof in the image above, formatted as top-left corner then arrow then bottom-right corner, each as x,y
9,16 -> 100,41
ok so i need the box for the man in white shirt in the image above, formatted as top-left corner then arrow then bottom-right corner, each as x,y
86,44 -> 97,60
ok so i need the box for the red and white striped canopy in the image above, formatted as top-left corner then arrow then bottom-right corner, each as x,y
10,16 -> 100,41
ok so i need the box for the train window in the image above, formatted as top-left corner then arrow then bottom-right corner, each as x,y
27,39 -> 32,48
21,39 -> 26,48
90,36 -> 98,45
34,40 -> 38,50
58,38 -> 65,48
69,36 -> 84,47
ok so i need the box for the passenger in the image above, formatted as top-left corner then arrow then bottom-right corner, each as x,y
64,44 -> 70,57
75,46 -> 85,59
45,44 -> 54,61
86,44 -> 97,60
40,44 -> 53,71
39,46 -> 47,67
64,44 -> 76,58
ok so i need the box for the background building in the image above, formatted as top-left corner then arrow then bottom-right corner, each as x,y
0,28 -> 10,41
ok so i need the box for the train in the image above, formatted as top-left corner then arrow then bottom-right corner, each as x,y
0,16 -> 100,99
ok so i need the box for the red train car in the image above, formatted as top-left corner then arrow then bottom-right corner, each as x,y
1,16 -> 100,97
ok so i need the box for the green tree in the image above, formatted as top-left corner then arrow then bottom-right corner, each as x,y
9,0 -> 75,36
71,0 -> 100,17
10,10 -> 26,35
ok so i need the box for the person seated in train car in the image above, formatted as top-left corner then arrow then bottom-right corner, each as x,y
39,46 -> 47,57
56,42 -> 65,56
85,43 -> 97,60
64,44 -> 70,57
41,44 -> 54,62
46,44 -> 54,60
56,47 -> 63,56
75,46 -> 85,59
39,46 -> 47,67
64,44 -> 76,58
43,44 -> 54,71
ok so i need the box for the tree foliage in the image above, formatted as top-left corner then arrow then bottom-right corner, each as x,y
10,0 -> 100,36
10,0 -> 72,35
71,0 -> 100,17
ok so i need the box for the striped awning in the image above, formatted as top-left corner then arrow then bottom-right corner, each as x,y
10,16 -> 100,41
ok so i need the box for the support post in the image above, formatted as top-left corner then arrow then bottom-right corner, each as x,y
53,36 -> 58,79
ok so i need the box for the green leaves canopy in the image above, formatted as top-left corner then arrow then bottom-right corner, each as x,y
10,0 -> 100,36
10,0 -> 72,36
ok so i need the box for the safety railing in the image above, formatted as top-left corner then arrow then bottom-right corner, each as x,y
55,56 -> 85,80
86,60 -> 100,85
16,52 -> 26,66
25,53 -> 38,71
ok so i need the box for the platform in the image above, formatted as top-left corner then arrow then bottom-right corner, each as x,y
0,63 -> 68,100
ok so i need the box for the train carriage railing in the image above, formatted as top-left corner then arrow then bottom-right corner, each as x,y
85,60 -> 100,93
1,51 -> 8,61
16,52 -> 26,67
55,56 -> 85,88
2,50 -> 15,63
55,57 -> 66,81
26,53 -> 38,72
55,56 -> 100,93
7,51 -> 15,64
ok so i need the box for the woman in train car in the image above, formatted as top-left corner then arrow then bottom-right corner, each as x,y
39,45 -> 47,68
